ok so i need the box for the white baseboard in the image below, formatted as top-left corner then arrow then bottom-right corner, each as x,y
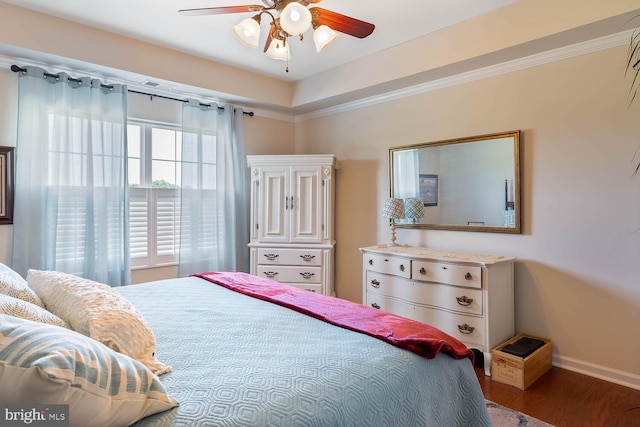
552,354 -> 640,391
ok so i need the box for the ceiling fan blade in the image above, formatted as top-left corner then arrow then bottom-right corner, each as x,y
179,5 -> 264,16
310,7 -> 375,39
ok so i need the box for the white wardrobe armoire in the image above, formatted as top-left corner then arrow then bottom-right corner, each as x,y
247,155 -> 336,296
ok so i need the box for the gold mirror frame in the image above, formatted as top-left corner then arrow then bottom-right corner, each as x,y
389,130 -> 521,234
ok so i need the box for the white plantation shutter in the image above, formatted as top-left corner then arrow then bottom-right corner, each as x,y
129,187 -> 180,268
52,189 -> 88,274
129,189 -> 148,262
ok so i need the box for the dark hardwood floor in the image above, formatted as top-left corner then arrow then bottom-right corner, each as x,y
475,366 -> 640,427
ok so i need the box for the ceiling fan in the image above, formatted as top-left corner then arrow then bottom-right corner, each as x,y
179,0 -> 375,71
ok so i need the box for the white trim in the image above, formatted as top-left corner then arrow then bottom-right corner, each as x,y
552,353 -> 640,391
295,30 -> 635,122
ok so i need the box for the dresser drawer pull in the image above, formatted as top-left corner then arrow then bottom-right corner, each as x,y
299,272 -> 315,279
399,264 -> 406,272
371,303 -> 381,309
300,254 -> 316,262
456,296 -> 474,306
457,323 -> 475,334
370,279 -> 380,288
419,267 -> 426,275
442,266 -> 448,270
368,259 -> 374,266
263,271 -> 278,279
465,272 -> 473,280
263,253 -> 279,261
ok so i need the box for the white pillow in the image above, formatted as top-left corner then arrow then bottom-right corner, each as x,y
27,269 -> 171,375
0,293 -> 70,328
0,262 -> 44,307
0,314 -> 178,427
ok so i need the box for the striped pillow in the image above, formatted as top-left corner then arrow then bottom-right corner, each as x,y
0,315 -> 178,427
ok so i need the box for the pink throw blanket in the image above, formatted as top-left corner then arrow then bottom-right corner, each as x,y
193,271 -> 474,362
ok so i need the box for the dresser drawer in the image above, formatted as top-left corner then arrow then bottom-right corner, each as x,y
366,293 -> 484,346
365,271 -> 410,297
257,265 -> 322,284
257,248 -> 323,266
412,260 -> 482,289
364,254 -> 411,278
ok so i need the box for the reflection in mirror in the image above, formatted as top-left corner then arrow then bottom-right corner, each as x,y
390,131 -> 521,233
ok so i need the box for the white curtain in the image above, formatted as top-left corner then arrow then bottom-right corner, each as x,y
395,148 -> 420,198
12,66 -> 130,286
178,100 -> 249,276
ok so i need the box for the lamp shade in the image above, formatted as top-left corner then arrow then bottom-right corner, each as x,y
382,198 -> 405,219
313,25 -> 338,53
265,38 -> 291,61
404,197 -> 425,220
232,16 -> 261,48
279,2 -> 312,36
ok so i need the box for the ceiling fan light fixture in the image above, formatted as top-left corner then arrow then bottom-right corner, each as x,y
313,25 -> 338,53
232,16 -> 261,48
279,2 -> 312,36
265,38 -> 291,61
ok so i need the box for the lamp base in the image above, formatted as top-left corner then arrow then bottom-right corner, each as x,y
388,222 -> 399,246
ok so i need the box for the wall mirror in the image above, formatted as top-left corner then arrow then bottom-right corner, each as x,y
390,130 -> 521,233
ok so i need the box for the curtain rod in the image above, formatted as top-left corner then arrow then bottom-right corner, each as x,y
10,65 -> 254,117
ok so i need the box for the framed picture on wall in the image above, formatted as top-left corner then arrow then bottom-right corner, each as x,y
0,147 -> 15,224
419,174 -> 438,206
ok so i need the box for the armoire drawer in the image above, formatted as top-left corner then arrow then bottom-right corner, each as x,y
256,265 -> 322,284
285,283 -> 323,293
364,254 -> 411,278
366,293 -> 484,346
257,248 -> 323,266
412,260 -> 482,289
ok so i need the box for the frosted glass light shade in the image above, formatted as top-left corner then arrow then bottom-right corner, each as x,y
313,25 -> 338,52
265,38 -> 291,61
232,17 -> 261,48
382,198 -> 405,219
279,3 -> 312,36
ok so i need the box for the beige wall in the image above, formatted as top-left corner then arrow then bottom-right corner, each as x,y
297,44 -> 640,386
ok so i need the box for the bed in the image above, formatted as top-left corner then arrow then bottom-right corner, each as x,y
0,268 -> 491,426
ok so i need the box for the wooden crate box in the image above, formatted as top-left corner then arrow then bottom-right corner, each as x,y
491,333 -> 552,390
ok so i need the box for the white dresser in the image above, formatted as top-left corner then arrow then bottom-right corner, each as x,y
248,155 -> 336,296
360,245 -> 515,375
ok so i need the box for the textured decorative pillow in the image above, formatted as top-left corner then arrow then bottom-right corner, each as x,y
0,293 -> 70,328
0,315 -> 178,427
27,269 -> 171,375
0,262 -> 44,307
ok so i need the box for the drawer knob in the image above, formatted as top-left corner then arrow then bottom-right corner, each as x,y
442,266 -> 448,270
371,303 -> 381,309
299,272 -> 315,279
456,296 -> 474,306
399,264 -> 405,272
300,254 -> 316,262
457,323 -> 475,334
264,271 -> 278,279
465,272 -> 472,280
370,279 -> 380,288
369,259 -> 374,266
419,267 -> 426,275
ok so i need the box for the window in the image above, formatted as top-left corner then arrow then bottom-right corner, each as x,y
128,121 -> 183,268
128,120 -> 219,269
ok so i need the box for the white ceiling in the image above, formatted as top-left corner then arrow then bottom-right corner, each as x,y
1,0 -> 520,82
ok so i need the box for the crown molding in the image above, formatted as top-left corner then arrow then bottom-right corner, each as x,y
295,29 -> 634,123
1,29 -> 633,124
